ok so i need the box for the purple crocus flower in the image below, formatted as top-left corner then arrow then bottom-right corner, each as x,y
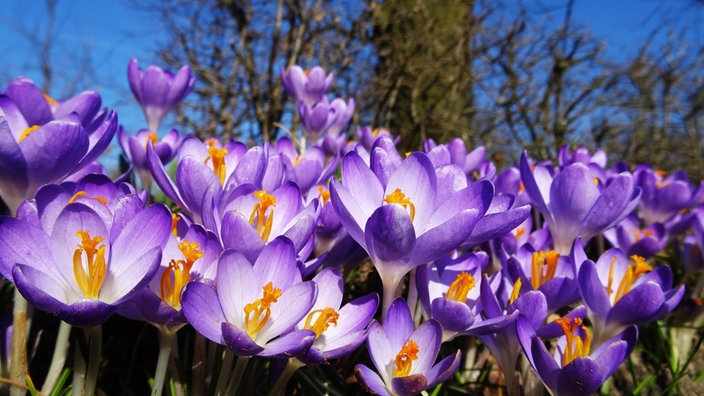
127,59 -> 195,133
298,97 -> 339,143
577,248 -> 685,347
0,78 -> 117,214
602,214 -> 668,258
181,237 -> 317,357
274,137 -> 338,196
517,306 -> 638,396
280,65 -> 333,106
633,164 -> 703,226
330,150 -> 491,315
355,298 -> 461,396
295,268 -> 378,364
520,152 -> 640,254
118,127 -> 180,190
117,222 -> 221,331
0,202 -> 171,327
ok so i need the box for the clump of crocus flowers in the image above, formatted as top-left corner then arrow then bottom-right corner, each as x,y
0,60 -> 699,396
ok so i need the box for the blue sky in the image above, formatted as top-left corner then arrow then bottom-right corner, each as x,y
0,0 -> 701,169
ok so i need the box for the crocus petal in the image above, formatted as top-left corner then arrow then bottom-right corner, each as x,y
256,329 -> 316,358
426,349 -> 462,387
181,281 -> 226,344
609,282 -> 665,326
0,119 -> 28,210
391,374 -> 428,396
0,217 -> 52,280
409,320 -> 441,373
556,358 -> 605,396
262,282 -> 317,342
577,260 -> 611,319
253,237 -> 300,290
221,322 -> 264,356
430,298 -> 475,332
339,151 -> 384,224
366,321 -> 393,379
530,336 -> 560,392
412,208 -> 479,265
355,364 -> 392,396
581,174 -> 638,238
4,78 -> 53,126
365,205 -> 416,263
385,152 -> 437,227
383,298 -> 415,350
215,249 -> 258,327
520,152 -> 549,216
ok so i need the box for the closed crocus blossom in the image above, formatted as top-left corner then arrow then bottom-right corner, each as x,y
181,237 -> 318,357
281,65 -> 333,106
0,78 -> 117,215
517,306 -> 638,396
577,248 -> 684,347
355,298 -> 461,396
118,127 -> 180,190
520,152 -> 641,254
330,150 -> 491,315
0,202 -> 171,327
127,59 -> 195,133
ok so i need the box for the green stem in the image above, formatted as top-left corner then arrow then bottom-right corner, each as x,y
225,356 -> 250,395
85,326 -> 102,396
41,321 -> 72,394
151,329 -> 176,396
214,349 -> 235,395
268,359 -> 304,396
10,289 -> 29,396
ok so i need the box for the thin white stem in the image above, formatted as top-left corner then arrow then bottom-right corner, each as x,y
151,329 -> 176,396
9,289 -> 28,396
214,349 -> 235,395
268,359 -> 305,396
41,320 -> 72,394
84,326 -> 102,396
71,341 -> 86,396
225,356 -> 250,395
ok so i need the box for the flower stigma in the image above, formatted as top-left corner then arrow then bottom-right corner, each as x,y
73,231 -> 107,299
606,255 -> 653,305
160,240 -> 204,309
555,316 -> 591,367
244,282 -> 282,337
204,139 -> 228,184
383,188 -> 416,221
445,272 -> 475,302
393,339 -> 420,377
249,190 -> 276,242
316,185 -> 330,205
68,191 -> 107,205
303,307 -> 340,338
530,250 -> 560,290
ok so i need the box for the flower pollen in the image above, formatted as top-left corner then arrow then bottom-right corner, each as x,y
68,191 -> 107,205
555,316 -> 591,367
383,188 -> 416,221
393,339 -> 420,377
249,190 -> 276,242
244,282 -> 282,337
316,185 -> 330,205
160,241 -> 204,309
607,255 -> 653,304
204,140 -> 228,184
73,231 -> 107,299
18,125 -> 41,143
304,307 -> 340,338
509,278 -> 523,305
530,250 -> 560,290
445,272 -> 475,302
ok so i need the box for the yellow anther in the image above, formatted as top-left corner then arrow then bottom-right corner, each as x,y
159,240 -> 203,309
393,340 -> 419,377
514,226 -> 525,239
73,231 -> 107,299
530,250 -> 560,290
303,307 -> 340,338
555,317 -> 591,367
445,272 -> 475,302
43,93 -> 58,107
383,188 -> 416,221
18,125 -> 41,143
170,213 -> 181,237
316,185 -> 330,205
244,282 -> 282,337
509,278 -> 522,305
607,255 -> 653,304
249,190 -> 276,242
204,140 -> 228,185
68,191 -> 107,205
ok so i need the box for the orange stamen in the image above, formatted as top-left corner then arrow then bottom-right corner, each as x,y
68,191 -> 107,205
316,185 -> 330,205
445,272 -> 475,302
73,231 -> 107,299
244,282 -> 282,337
530,250 -> 560,290
383,188 -> 416,221
555,317 -> 591,367
159,241 -> 204,309
607,255 -> 653,304
393,340 -> 420,377
249,190 -> 276,242
204,140 -> 228,184
509,278 -> 523,305
303,307 -> 340,338
18,125 -> 41,143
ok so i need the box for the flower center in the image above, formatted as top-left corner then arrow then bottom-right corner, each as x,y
445,272 -> 475,302
160,240 -> 204,309
630,228 -> 655,242
249,190 -> 276,242
170,213 -> 181,237
606,255 -> 652,305
68,191 -> 107,205
73,231 -> 107,299
18,125 -> 41,143
383,188 -> 415,221
303,307 -> 339,338
204,140 -> 228,185
530,250 -> 560,290
244,282 -> 282,337
555,316 -> 591,367
316,185 -> 330,205
145,131 -> 158,149
393,339 -> 420,377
